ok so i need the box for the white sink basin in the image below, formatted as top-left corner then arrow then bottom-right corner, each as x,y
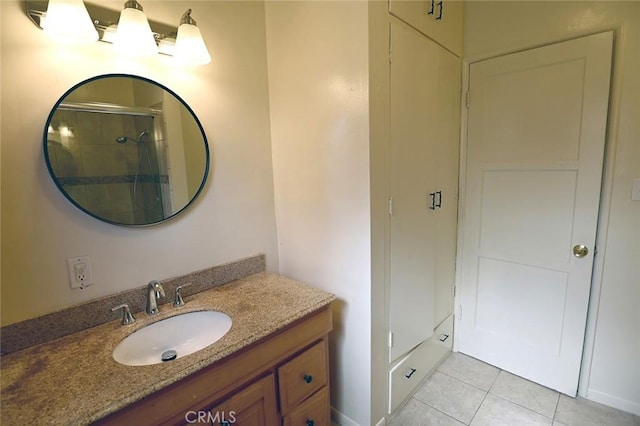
113,311 -> 232,366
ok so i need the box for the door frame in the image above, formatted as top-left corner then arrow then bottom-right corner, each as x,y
453,30 -> 620,398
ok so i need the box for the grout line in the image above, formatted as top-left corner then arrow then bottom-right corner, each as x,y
488,367 -> 501,391
552,393 -> 561,424
489,370 -> 560,424
418,397 -> 473,426
434,358 -> 561,425
467,367 -> 505,425
435,368 -> 497,393
468,388 -> 490,425
432,363 -> 499,424
489,393 -> 555,424
412,369 -> 487,425
490,369 -> 561,421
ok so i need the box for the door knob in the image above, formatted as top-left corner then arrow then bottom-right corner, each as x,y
573,244 -> 589,258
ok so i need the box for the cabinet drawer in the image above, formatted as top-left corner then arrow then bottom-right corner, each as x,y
278,340 -> 328,414
283,386 -> 330,426
388,314 -> 453,414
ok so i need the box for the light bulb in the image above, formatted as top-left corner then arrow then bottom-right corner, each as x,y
113,1 -> 158,57
42,0 -> 98,44
173,9 -> 211,66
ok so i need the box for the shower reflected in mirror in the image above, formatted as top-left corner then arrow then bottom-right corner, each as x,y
114,130 -> 161,212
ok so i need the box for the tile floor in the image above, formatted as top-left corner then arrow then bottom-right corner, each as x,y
389,352 -> 640,426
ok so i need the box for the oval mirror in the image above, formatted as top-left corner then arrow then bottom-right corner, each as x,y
44,74 -> 209,226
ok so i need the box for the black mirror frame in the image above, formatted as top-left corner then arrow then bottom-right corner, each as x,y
43,73 -> 210,227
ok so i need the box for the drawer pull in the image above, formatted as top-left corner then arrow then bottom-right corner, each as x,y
439,334 -> 450,342
303,374 -> 313,384
405,368 -> 417,379
306,420 -> 315,426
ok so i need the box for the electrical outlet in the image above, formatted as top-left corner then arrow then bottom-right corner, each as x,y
67,256 -> 94,289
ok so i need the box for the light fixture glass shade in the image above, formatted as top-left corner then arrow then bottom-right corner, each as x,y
42,0 -> 99,44
113,2 -> 158,56
173,10 -> 211,66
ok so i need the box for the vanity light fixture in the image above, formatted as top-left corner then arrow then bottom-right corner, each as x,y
25,1 -> 212,66
113,0 -> 158,57
41,0 -> 98,44
173,9 -> 212,66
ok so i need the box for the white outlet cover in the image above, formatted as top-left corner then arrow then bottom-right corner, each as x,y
67,256 -> 94,289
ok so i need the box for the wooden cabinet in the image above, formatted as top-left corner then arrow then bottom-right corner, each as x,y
389,0 -> 464,56
96,305 -> 332,426
209,374 -> 278,426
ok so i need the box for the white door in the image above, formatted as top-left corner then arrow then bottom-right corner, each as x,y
457,32 -> 613,395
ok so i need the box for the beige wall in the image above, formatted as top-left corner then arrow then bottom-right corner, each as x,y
464,1 -> 639,414
0,1 -> 279,325
265,2 -> 372,425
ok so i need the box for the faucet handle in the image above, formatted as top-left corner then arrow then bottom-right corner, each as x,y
173,285 -> 186,307
111,303 -> 136,325
149,280 -> 165,298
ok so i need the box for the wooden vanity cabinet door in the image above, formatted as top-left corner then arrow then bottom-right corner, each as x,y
209,374 -> 278,426
277,339 -> 328,415
282,387 -> 330,426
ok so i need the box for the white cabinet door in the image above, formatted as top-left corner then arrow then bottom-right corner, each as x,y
458,32 -> 613,395
433,48 -> 461,327
389,0 -> 464,57
389,21 -> 460,362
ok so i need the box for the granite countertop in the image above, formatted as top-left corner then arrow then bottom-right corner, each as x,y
0,272 -> 336,425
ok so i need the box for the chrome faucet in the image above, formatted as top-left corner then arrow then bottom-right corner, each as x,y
146,280 -> 165,315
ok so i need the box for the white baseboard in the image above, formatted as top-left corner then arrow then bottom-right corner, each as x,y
587,388 -> 640,416
330,406 -> 386,426
331,406 -> 360,426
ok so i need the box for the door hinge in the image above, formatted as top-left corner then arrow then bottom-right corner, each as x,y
388,197 -> 393,216
388,331 -> 394,348
458,305 -> 463,321
388,24 -> 392,64
465,91 -> 470,109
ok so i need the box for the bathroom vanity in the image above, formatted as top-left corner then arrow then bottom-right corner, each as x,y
98,304 -> 332,425
0,272 -> 335,425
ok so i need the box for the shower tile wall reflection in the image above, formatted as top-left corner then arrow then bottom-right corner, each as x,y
47,109 -> 167,224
